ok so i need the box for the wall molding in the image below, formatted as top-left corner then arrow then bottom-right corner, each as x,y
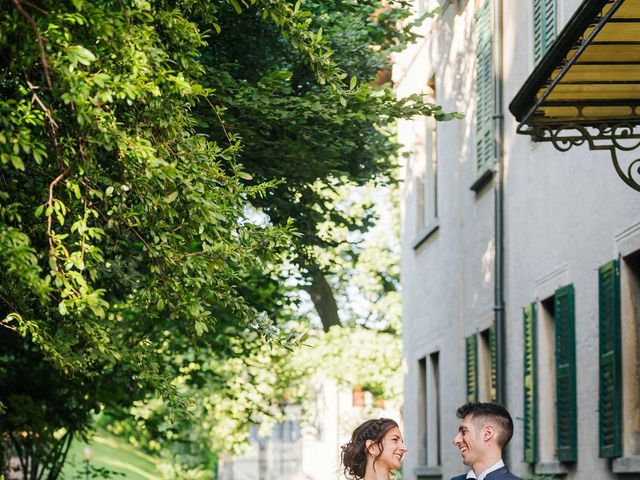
534,263 -> 570,300
615,220 -> 640,257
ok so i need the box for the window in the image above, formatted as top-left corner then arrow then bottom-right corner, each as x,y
418,353 -> 441,467
416,78 -> 438,233
523,303 -> 538,464
597,255 -> 640,471
598,260 -> 622,459
466,326 -> 497,405
535,285 -> 577,468
554,285 -> 577,462
533,0 -> 557,64
478,325 -> 497,402
475,0 -> 493,174
614,252 -> 640,464
418,357 -> 427,463
537,296 -> 558,466
465,334 -> 478,402
426,352 -> 441,466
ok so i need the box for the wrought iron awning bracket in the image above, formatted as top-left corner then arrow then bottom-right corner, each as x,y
518,122 -> 640,191
514,0 -> 640,191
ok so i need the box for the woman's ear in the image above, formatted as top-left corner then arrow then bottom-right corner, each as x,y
365,439 -> 379,456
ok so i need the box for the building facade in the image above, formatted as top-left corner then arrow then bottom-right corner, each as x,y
396,1 -> 640,479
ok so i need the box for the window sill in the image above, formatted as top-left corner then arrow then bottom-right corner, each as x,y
412,221 -> 440,250
470,167 -> 494,194
613,456 -> 640,473
415,465 -> 442,479
534,461 -> 568,476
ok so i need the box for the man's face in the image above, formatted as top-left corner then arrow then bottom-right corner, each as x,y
452,415 -> 484,467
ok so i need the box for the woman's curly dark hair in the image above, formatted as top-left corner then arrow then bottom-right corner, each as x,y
340,418 -> 399,479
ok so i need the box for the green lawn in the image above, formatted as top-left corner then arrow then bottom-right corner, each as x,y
61,433 -> 163,480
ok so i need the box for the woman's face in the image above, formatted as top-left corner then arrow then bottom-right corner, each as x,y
376,426 -> 408,471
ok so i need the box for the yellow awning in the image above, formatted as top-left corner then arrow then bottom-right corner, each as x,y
510,0 -> 640,127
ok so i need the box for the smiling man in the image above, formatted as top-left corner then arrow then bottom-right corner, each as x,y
451,402 -> 522,480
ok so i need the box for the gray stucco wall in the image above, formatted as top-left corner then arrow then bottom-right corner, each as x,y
396,1 -> 640,479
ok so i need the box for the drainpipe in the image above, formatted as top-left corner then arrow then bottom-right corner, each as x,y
492,0 -> 506,407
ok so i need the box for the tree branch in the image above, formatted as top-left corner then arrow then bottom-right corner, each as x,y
26,81 -> 58,131
205,96 -> 234,146
22,0 -> 48,16
12,0 -> 52,90
47,170 -> 68,254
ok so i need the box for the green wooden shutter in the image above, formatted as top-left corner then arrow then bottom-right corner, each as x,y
489,323 -> 497,402
475,0 -> 493,173
466,334 -> 478,402
533,0 -> 557,63
555,284 -> 577,462
599,260 -> 622,458
533,0 -> 543,62
523,303 -> 538,464
543,0 -> 557,49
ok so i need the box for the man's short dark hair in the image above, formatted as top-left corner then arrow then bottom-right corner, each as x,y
456,402 -> 514,449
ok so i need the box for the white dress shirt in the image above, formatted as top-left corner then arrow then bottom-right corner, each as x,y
465,459 -> 505,480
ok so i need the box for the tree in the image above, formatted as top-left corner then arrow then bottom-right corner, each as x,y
199,0 -> 450,330
0,0 -> 324,477
1,0 -> 453,477
102,184 -> 404,478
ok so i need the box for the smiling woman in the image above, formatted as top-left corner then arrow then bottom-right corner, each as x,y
340,418 -> 407,480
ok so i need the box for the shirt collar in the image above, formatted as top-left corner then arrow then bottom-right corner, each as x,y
465,459 -> 505,480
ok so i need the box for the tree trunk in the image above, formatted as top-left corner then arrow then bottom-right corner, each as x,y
305,271 -> 341,331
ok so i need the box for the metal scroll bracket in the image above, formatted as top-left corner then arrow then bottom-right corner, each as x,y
518,122 -> 640,192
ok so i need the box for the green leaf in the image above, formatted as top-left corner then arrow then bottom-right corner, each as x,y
194,320 -> 208,336
229,0 -> 242,13
350,76 -> 357,90
67,45 -> 96,65
10,155 -> 24,171
164,191 -> 179,203
435,111 -> 464,121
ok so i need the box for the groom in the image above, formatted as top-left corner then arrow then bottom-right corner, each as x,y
451,402 -> 522,480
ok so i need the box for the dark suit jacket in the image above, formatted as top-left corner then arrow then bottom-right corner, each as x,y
450,466 -> 522,480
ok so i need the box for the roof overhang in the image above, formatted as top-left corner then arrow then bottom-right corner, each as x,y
509,0 -> 640,191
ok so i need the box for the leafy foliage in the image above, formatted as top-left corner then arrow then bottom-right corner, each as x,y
0,0 -> 307,476
197,0 -> 454,331
101,329 -> 308,477
0,0 -> 452,477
